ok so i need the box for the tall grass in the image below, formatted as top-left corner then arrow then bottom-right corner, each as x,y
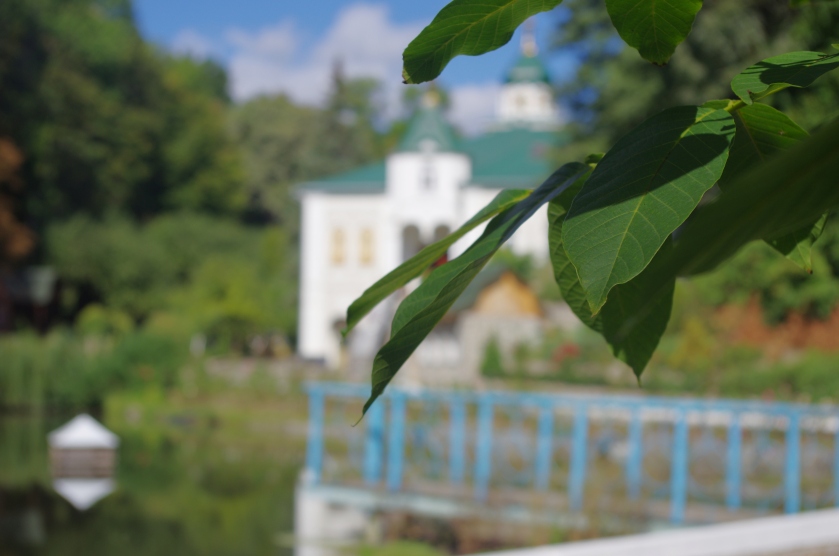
0,330 -> 187,412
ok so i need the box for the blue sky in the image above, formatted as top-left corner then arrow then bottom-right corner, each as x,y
133,0 -> 577,133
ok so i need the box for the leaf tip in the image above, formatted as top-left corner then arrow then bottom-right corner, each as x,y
401,67 -> 412,85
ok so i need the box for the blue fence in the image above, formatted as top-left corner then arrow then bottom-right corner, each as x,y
304,382 -> 839,524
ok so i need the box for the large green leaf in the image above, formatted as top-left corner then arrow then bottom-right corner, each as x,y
767,213 -> 829,274
608,118 -> 839,353
731,51 -> 839,105
401,0 -> 563,84
661,117 -> 839,284
562,105 -> 734,313
362,163 -> 590,415
717,103 -> 808,186
548,190 -> 674,378
604,0 -> 702,65
343,189 -> 529,336
714,102 -> 824,272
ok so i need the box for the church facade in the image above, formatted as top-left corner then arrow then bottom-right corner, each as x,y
297,46 -> 568,368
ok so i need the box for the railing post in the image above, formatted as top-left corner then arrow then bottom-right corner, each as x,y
834,425 -> 839,507
305,389 -> 325,484
785,412 -> 801,514
449,396 -> 466,485
568,404 -> 589,511
670,410 -> 689,524
535,402 -> 554,491
364,399 -> 385,485
474,395 -> 494,501
626,407 -> 643,500
726,413 -> 742,511
387,392 -> 406,492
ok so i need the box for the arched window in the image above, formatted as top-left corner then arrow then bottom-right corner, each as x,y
360,228 -> 375,265
331,228 -> 345,266
432,225 -> 451,267
433,225 -> 451,242
402,225 -> 421,261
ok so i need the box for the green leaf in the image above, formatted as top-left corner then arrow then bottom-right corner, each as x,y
718,103 -> 809,185
714,102 -> 825,272
666,117 -> 839,280
401,0 -> 563,84
562,106 -> 734,313
610,118 -> 839,352
362,163 -> 590,415
731,51 -> 839,105
767,213 -> 829,274
343,189 -> 529,336
548,188 -> 674,378
604,0 -> 702,65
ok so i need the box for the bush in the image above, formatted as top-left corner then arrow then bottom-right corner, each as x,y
480,337 -> 506,378
0,329 -> 189,411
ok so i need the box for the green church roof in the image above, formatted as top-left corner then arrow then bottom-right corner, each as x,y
298,127 -> 571,194
505,55 -> 551,84
463,128 -> 571,189
298,161 -> 385,194
397,103 -> 459,153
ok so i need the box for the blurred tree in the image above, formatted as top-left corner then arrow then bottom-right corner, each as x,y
553,0 -> 839,323
231,70 -> 386,227
555,0 -> 839,159
0,0 -> 246,231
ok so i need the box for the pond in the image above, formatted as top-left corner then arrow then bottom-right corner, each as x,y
0,389 -> 307,556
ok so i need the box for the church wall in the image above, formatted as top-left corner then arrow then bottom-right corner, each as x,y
498,83 -> 558,126
457,188 -> 549,261
386,152 -> 470,245
298,192 -> 391,368
508,204 -> 549,260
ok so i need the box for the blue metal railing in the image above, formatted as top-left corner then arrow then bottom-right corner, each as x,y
304,382 -> 839,524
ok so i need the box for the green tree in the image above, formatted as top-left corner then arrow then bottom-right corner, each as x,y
231,73 -> 386,227
554,0 -> 839,158
0,0 -> 246,229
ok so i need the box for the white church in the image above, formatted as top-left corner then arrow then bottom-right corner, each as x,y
297,38 -> 569,370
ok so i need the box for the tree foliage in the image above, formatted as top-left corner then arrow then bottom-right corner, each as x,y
352,0 -> 839,413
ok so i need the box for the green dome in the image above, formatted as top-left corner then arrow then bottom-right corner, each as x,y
504,55 -> 551,84
397,103 -> 459,153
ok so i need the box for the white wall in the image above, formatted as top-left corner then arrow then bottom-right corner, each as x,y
497,83 -> 558,127
298,192 -> 392,368
386,151 -> 471,244
456,187 -> 549,261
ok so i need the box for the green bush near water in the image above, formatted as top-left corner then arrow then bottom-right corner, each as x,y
0,330 -> 187,411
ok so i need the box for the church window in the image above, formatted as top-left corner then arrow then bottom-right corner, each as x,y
421,162 -> 436,190
360,228 -> 375,265
331,228 -> 346,266
402,225 -> 421,261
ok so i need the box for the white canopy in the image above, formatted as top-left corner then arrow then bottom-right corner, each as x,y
48,414 -> 119,449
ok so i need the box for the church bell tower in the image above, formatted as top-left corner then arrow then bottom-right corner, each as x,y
496,22 -> 560,129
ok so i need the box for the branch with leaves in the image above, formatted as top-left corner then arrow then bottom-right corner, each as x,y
350,0 -> 839,415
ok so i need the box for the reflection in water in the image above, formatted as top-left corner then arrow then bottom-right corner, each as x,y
0,403 -> 303,556
48,414 -> 119,510
51,479 -> 115,512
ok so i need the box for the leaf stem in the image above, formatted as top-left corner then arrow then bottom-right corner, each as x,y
725,84 -> 791,114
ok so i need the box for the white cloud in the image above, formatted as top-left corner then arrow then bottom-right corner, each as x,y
168,4 -> 506,129
171,29 -> 216,59
449,83 -> 501,136
226,3 -> 423,111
